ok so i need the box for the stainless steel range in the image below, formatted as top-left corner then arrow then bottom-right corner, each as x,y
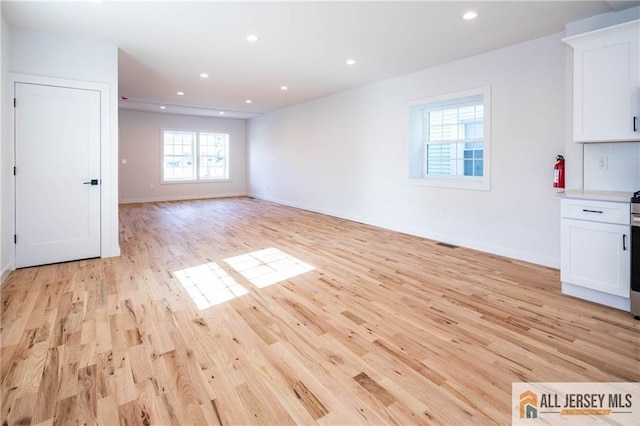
631,191 -> 640,319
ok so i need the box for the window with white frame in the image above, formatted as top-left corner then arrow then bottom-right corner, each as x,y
409,87 -> 490,190
162,130 -> 229,182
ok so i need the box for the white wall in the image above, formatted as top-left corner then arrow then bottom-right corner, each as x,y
0,12 -> 8,281
565,5 -> 639,36
248,33 -> 566,268
583,143 -> 640,191
119,109 -> 247,203
4,27 -> 120,271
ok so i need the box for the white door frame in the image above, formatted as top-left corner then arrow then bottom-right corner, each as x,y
9,73 -> 118,268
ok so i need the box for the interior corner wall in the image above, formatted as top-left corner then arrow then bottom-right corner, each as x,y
0,13 -> 9,282
118,109 -> 247,203
8,27 -> 120,261
248,33 -> 566,268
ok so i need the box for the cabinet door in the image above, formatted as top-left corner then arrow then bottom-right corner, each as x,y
561,219 -> 630,297
569,21 -> 639,142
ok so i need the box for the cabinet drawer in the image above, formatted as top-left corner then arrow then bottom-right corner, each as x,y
561,199 -> 630,225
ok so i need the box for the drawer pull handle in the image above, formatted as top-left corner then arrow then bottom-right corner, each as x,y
623,234 -> 627,251
582,209 -> 603,214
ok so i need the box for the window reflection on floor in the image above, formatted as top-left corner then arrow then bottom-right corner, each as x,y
174,248 -> 314,310
174,262 -> 249,309
224,247 -> 315,288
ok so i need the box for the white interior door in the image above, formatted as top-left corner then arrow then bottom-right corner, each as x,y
15,82 -> 101,268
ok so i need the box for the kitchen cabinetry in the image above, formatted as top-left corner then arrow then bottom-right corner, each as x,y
564,20 -> 639,142
561,198 -> 630,310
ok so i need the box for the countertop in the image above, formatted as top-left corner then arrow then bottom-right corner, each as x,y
560,189 -> 634,203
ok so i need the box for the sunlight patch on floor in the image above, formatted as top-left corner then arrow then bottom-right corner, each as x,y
174,262 -> 249,309
224,247 -> 314,288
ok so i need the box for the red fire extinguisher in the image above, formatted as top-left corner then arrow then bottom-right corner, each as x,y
553,155 -> 565,188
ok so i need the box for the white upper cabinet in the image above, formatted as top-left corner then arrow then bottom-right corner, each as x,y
564,20 -> 640,142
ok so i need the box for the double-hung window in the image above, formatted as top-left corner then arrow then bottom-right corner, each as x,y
162,130 -> 229,182
409,87 -> 491,190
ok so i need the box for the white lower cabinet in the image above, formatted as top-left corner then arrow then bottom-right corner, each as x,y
561,219 -> 630,297
560,199 -> 630,310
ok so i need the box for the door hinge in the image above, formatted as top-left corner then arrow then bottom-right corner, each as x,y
13,166 -> 16,176
14,235 -> 17,244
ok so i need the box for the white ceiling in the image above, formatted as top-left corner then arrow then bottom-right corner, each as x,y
2,1 -> 638,119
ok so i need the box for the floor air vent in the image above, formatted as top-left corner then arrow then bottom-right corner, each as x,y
436,242 -> 458,249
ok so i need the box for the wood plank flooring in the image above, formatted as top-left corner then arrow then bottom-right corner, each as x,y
1,197 -> 638,425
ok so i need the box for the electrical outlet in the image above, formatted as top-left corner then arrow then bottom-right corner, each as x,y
597,157 -> 608,170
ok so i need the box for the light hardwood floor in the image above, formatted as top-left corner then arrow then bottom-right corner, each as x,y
1,197 -> 638,425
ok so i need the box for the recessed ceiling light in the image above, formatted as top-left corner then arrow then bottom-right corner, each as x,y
346,59 -> 356,65
246,34 -> 260,42
463,11 -> 478,20
219,111 -> 225,115
177,91 -> 184,96
246,99 -> 253,104
160,106 -> 166,110
280,86 -> 288,91
200,73 -> 209,78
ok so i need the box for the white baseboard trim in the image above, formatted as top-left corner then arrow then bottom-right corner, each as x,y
250,193 -> 559,269
1,265 -> 13,285
102,245 -> 121,258
119,192 -> 247,204
395,224 -> 559,269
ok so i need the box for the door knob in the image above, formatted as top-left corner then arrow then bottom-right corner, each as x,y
83,179 -> 99,185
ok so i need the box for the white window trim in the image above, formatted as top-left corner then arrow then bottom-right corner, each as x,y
161,128 -> 231,184
407,86 -> 491,191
